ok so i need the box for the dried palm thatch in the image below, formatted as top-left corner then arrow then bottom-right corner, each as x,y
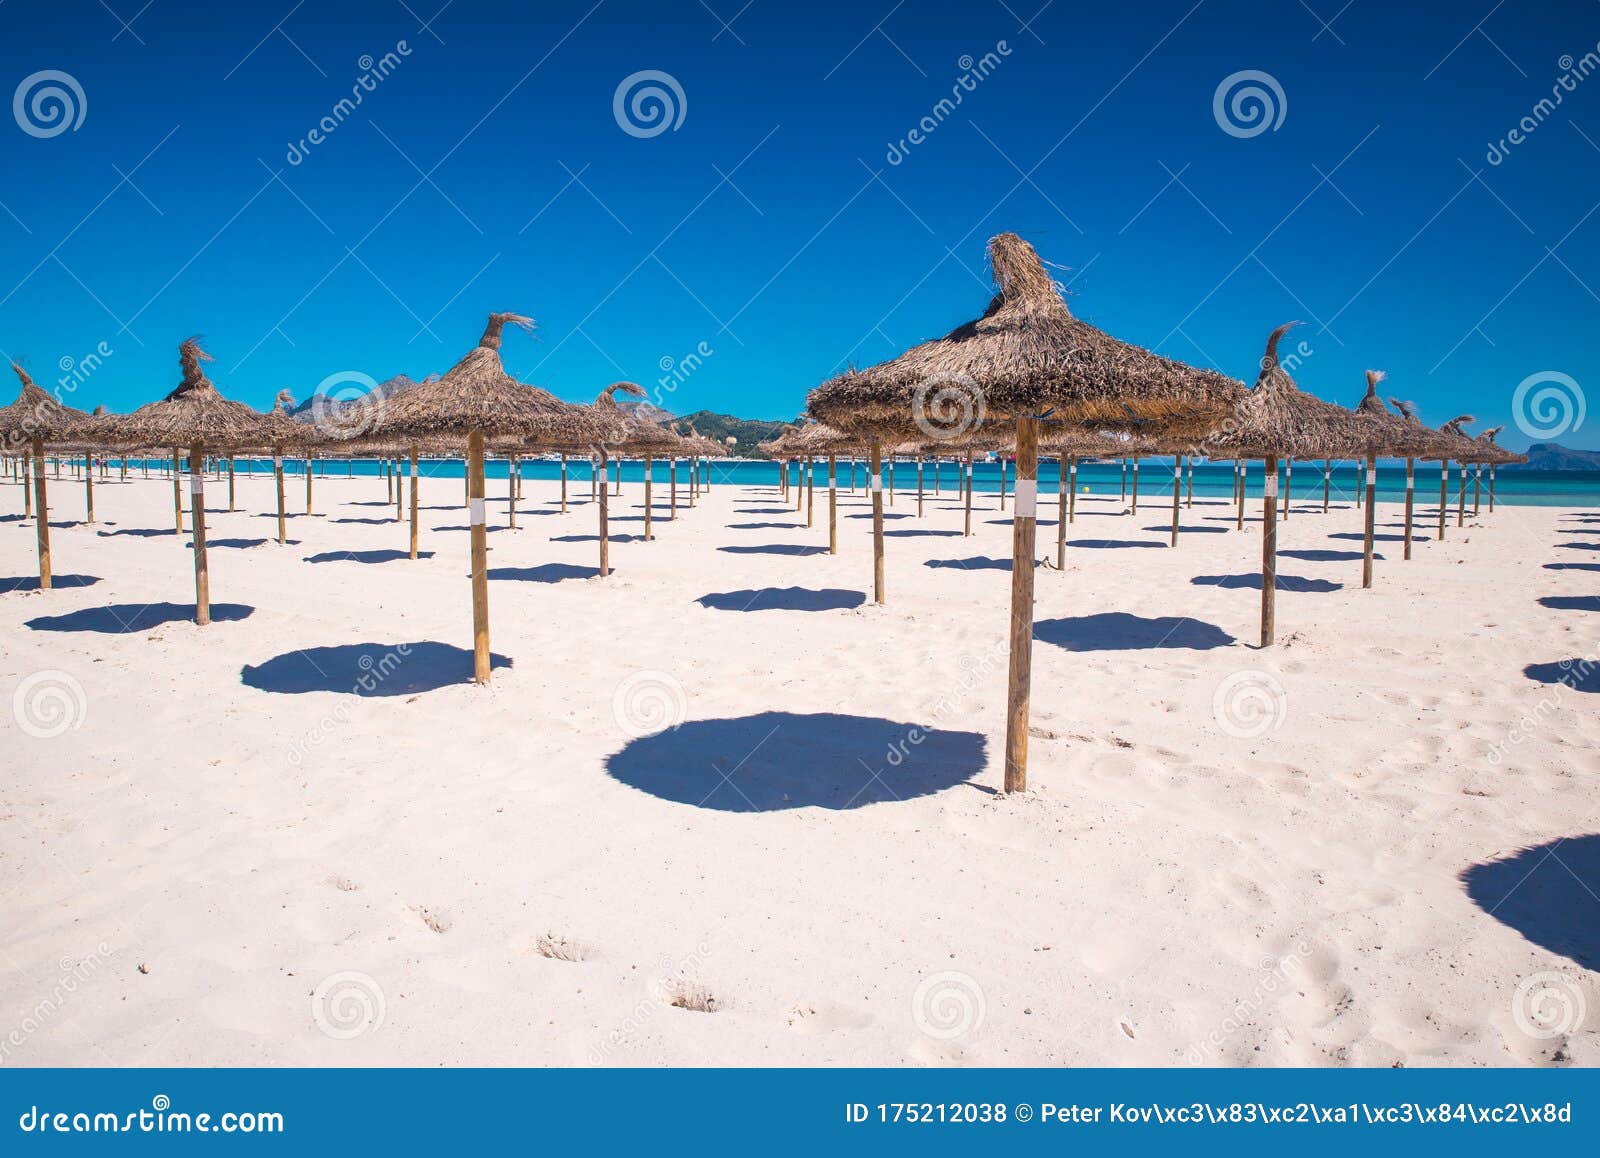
100,338 -> 307,452
0,362 -> 91,451
1474,426 -> 1526,465
593,382 -> 682,453
807,232 -> 1244,440
1348,370 -> 1439,457
1424,414 -> 1488,462
366,314 -> 604,448
788,420 -> 863,456
1195,325 -> 1391,460
682,422 -> 726,458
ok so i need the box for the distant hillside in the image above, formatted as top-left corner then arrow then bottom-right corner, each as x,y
286,373 -> 430,421
1504,442 -> 1600,471
677,410 -> 791,456
616,398 -> 677,425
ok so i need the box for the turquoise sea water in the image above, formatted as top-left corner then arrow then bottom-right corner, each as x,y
100,455 -> 1600,508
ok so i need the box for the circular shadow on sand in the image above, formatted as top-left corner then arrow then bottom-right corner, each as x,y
1460,835 -> 1600,970
26,602 -> 253,633
1524,659 -> 1600,692
1035,612 -> 1234,652
606,711 -> 986,811
241,641 -> 511,695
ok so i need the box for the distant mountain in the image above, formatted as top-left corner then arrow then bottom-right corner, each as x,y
677,409 -> 791,456
1503,442 -> 1600,471
616,397 -> 677,425
286,373 -> 430,421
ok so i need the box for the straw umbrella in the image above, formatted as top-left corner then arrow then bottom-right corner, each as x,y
101,338 -> 305,622
593,382 -> 681,544
809,232 -> 1241,792
365,313 -> 604,682
0,362 -> 92,588
1423,416 -> 1481,540
1200,323 -> 1385,647
1348,371 -> 1438,586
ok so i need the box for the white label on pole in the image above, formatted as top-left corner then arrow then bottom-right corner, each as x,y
273,455 -> 283,469
189,473 -> 204,494
1367,467 -> 1377,486
410,462 -> 418,479
1013,478 -> 1037,518
1406,478 -> 1414,492
469,497 -> 486,525
1264,472 -> 1278,497
870,475 -> 883,492
1324,466 -> 1330,479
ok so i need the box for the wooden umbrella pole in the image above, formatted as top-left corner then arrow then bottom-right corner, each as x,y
589,455 -> 596,501
466,431 -> 491,684
644,453 -> 653,541
689,454 -> 697,507
998,456 -> 1006,510
172,447 -> 183,534
274,451 -> 286,544
598,449 -> 611,577
409,448 -> 420,559
394,458 -> 402,521
613,456 -> 621,497
1283,460 -> 1292,520
1055,454 -> 1068,569
870,440 -> 885,604
1003,415 -> 1040,794
22,452 -> 30,518
1130,455 -> 1140,513
1170,456 -> 1182,547
1402,458 -> 1415,560
797,458 -> 805,511
1068,456 -> 1078,523
916,455 -> 924,518
560,453 -> 569,513
827,453 -> 838,554
1120,458 -> 1127,500
1457,463 -> 1467,527
1261,456 -> 1278,647
306,456 -> 314,515
963,453 -> 974,537
806,455 -> 814,528
670,456 -> 677,520
888,455 -> 896,507
1323,458 -> 1331,512
1473,464 -> 1482,514
31,439 -> 50,589
1235,460 -> 1245,531
1185,456 -> 1194,508
84,461 -> 94,524
509,456 -> 518,530
1489,465 -> 1497,512
186,446 -> 211,624
1438,461 -> 1448,540
1361,454 -> 1377,588
227,457 -> 236,511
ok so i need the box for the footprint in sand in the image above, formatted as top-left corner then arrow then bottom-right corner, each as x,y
411,905 -> 452,934
534,933 -> 595,962
786,1001 -> 873,1036
325,875 -> 360,892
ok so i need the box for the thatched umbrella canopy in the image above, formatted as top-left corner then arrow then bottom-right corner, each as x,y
1422,414 -> 1490,537
0,362 -> 92,588
807,232 -> 1246,793
364,313 -> 605,683
1348,369 -> 1443,580
1474,426 -> 1525,513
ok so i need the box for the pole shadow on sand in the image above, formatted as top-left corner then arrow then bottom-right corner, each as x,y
1460,835 -> 1600,970
605,711 -> 986,811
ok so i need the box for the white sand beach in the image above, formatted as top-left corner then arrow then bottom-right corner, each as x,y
2,468 -> 1597,1067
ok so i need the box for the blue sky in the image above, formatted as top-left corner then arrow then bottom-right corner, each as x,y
1,0 -> 1596,447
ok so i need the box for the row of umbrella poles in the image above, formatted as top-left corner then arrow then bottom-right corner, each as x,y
1,316 -> 730,684
798,232 -> 1525,793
